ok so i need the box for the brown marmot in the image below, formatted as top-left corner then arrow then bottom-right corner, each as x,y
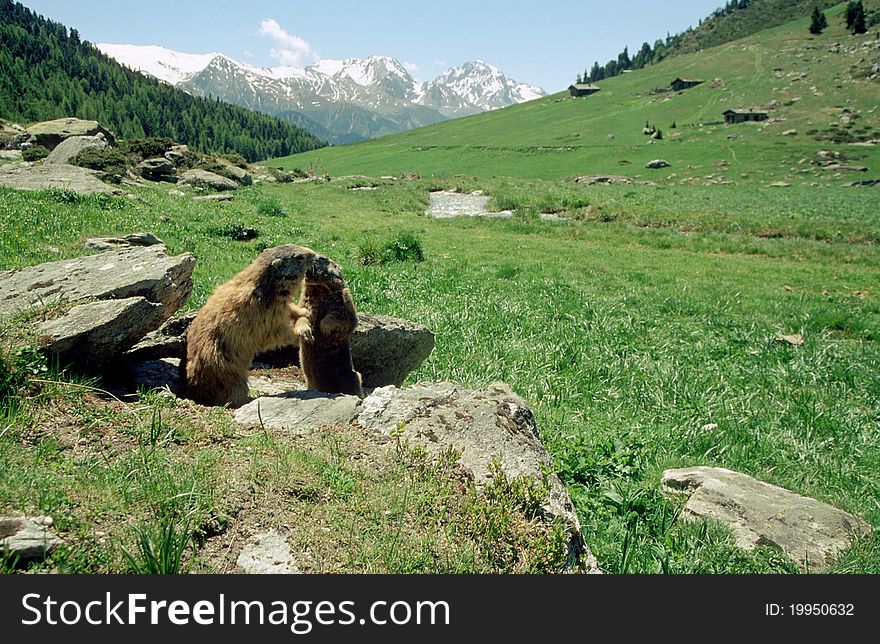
180,244 -> 316,407
298,256 -> 364,398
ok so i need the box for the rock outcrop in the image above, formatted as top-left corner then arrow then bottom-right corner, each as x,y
125,310 -> 198,362
136,157 -> 177,183
235,391 -> 361,435
84,232 -> 164,251
0,162 -> 123,196
38,297 -> 167,371
349,313 -> 435,387
0,244 -> 194,320
44,133 -> 109,165
646,159 -> 671,169
0,516 -> 63,566
661,466 -> 872,569
179,169 -> 239,191
25,117 -> 115,150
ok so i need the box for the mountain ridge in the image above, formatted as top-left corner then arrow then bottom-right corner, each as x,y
97,44 -> 546,144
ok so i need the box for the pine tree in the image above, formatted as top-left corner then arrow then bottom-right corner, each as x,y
848,1 -> 867,34
809,6 -> 828,35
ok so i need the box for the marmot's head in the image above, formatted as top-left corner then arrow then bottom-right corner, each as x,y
306,255 -> 346,291
254,244 -> 316,305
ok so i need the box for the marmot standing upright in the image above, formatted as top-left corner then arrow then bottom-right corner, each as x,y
180,244 -> 316,407
298,255 -> 364,398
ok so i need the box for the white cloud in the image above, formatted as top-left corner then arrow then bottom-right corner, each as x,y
403,61 -> 419,73
259,18 -> 318,67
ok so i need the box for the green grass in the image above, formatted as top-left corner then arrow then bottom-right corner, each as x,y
2,3 -> 879,574
0,172 -> 877,573
273,1 -> 880,185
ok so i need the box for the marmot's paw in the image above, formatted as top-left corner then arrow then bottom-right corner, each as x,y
299,327 -> 315,344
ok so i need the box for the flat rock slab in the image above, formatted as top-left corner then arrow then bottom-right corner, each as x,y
237,530 -> 300,574
25,117 -> 115,149
38,297 -> 167,371
0,244 -> 194,320
0,162 -> 123,196
235,391 -> 361,434
350,312 -> 435,387
574,175 -> 633,185
179,169 -> 239,191
0,516 -> 63,565
426,191 -> 513,218
661,467 -> 873,569
44,134 -> 109,165
125,311 -> 198,362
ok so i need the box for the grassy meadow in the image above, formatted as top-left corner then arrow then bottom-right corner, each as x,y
1,172 -> 878,573
2,0 -> 879,574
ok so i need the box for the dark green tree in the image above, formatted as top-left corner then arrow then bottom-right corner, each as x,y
809,6 -> 828,34
847,1 -> 867,33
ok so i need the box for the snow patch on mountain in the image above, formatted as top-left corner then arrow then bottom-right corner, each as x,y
96,43 -> 219,85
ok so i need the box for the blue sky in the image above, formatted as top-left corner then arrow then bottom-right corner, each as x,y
23,1 -> 727,90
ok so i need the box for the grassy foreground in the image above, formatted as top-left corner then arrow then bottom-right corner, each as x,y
1,175 -> 878,573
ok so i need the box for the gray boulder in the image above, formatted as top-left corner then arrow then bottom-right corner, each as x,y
661,466 -> 873,569
350,313 -> 435,387
164,145 -> 191,167
0,162 -> 123,196
44,134 -> 109,165
38,297 -> 167,371
235,390 -> 361,435
646,159 -> 671,169
217,161 -> 252,186
574,175 -> 633,185
125,310 -> 198,362
25,117 -> 115,150
0,516 -> 63,566
136,157 -> 177,183
237,530 -> 300,574
179,169 -> 239,191
84,232 -> 164,251
0,244 -> 194,320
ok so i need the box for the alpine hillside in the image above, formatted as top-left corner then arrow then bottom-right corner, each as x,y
274,1 -> 880,184
0,1 -> 326,161
97,44 -> 546,145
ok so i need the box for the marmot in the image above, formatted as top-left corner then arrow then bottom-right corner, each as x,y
298,256 -> 364,398
180,244 -> 316,407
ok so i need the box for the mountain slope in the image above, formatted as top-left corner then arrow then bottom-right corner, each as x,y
274,2 -> 880,184
0,1 -> 325,161
97,45 -> 547,144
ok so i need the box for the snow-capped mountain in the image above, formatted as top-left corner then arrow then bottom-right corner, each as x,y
96,44 -> 546,144
418,61 -> 545,113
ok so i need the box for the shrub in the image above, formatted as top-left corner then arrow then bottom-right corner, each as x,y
357,232 -> 425,265
208,223 -> 259,241
256,196 -> 286,217
218,152 -> 248,168
267,166 -> 307,183
118,137 -> 175,161
71,147 -> 128,177
21,145 -> 49,162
